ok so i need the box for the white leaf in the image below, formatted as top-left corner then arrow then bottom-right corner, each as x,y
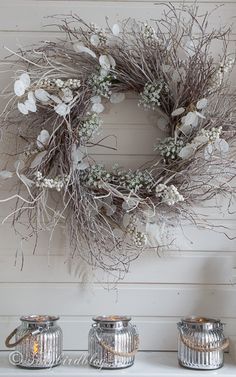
50,95 -> 62,104
171,107 -> 185,117
73,43 -> 96,58
17,102 -> 29,115
90,34 -> 100,47
35,89 -> 50,102
92,103 -> 104,113
100,68 -> 109,78
14,80 -> 25,97
99,55 -> 110,70
214,138 -> 229,154
54,103 -> 70,117
192,135 -> 208,147
91,95 -> 101,104
112,24 -> 120,36
184,111 -> 198,126
20,73 -> 30,88
20,174 -> 34,187
196,98 -> 208,110
157,117 -> 169,131
30,151 -> 47,168
28,91 -> 35,103
179,145 -> 195,159
108,55 -> 116,69
24,99 -> 37,112
179,121 -> 192,135
110,93 -> 125,104
37,130 -> 50,149
0,170 -> 13,179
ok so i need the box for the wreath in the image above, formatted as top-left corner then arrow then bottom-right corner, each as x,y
1,5 -> 236,278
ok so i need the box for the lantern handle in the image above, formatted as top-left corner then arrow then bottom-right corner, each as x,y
5,328 -> 42,348
95,332 -> 139,357
179,333 -> 229,352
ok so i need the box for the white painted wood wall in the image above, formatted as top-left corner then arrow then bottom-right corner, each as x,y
0,0 -> 236,352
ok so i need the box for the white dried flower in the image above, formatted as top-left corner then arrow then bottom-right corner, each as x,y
142,23 -> 157,42
156,184 -> 184,205
78,114 -> 101,142
34,172 -> 69,192
155,137 -> 184,161
132,231 -> 147,247
139,81 -> 166,110
88,72 -> 113,98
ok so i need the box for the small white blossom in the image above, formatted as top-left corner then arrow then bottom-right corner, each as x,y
88,72 -> 113,98
78,114 -> 101,142
155,137 -> 184,161
142,23 -> 157,42
34,172 -> 69,192
156,184 -> 184,206
139,81 -> 166,110
132,231 -> 147,247
60,88 -> 73,103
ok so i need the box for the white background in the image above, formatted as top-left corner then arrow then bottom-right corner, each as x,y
0,0 -> 236,352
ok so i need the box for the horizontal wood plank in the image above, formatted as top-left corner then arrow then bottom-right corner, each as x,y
0,2 -> 235,34
0,251 -> 234,284
1,284 -> 236,319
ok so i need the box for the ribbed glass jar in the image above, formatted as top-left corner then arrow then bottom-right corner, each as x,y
177,317 -> 228,370
88,315 -> 139,369
6,315 -> 63,369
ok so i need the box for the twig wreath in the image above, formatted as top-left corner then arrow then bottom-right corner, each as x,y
1,4 -> 236,278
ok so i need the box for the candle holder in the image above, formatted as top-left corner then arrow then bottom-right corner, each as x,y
88,315 -> 139,369
177,316 -> 229,370
5,315 -> 63,369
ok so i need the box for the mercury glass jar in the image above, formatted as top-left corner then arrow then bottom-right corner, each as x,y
88,315 -> 139,369
5,315 -> 63,369
177,317 -> 229,370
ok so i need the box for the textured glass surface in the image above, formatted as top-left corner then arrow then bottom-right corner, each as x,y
88,316 -> 138,369
177,318 -> 225,370
15,316 -> 63,369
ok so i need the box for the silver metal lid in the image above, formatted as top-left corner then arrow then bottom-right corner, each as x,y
20,315 -> 59,324
93,315 -> 131,328
180,316 -> 223,330
93,315 -> 131,323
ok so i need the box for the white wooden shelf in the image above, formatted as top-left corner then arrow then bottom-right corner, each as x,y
0,352 -> 236,376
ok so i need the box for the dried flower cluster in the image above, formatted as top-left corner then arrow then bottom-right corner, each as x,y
0,4 -> 236,279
